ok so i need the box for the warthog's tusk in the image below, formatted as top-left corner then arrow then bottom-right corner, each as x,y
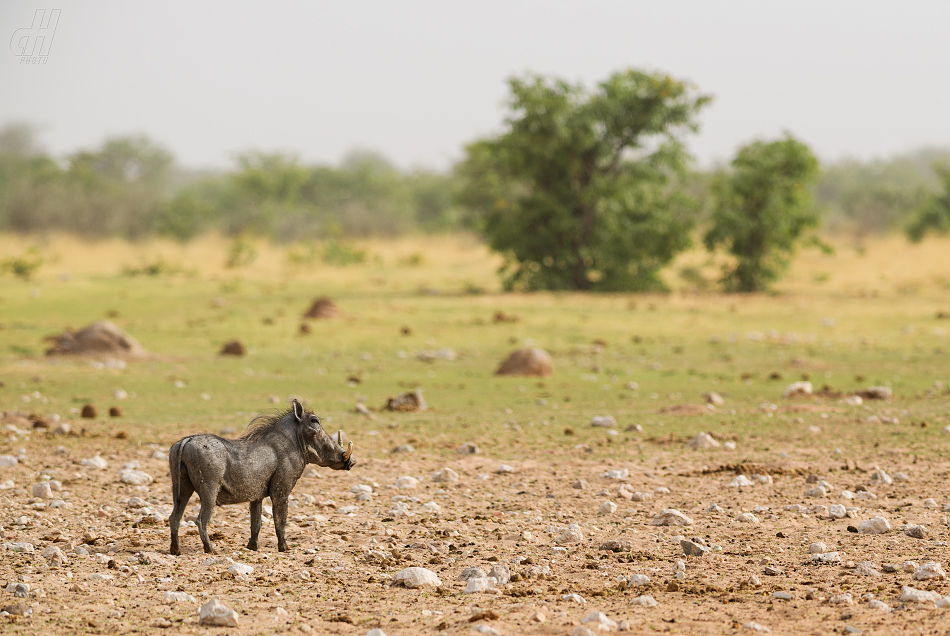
343,440 -> 353,461
337,430 -> 343,446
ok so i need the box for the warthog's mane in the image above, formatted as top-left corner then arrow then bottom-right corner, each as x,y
240,405 -> 305,443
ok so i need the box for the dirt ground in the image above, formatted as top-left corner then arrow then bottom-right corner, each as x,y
3,413 -> 950,636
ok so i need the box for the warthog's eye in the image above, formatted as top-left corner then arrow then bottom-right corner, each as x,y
310,415 -> 320,426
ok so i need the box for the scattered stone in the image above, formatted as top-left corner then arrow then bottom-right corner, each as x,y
495,347 -> 553,377
457,442 -> 479,455
198,598 -> 239,627
728,475 -> 754,488
590,415 -> 617,428
0,455 -> 18,467
42,545 -> 67,567
868,599 -> 891,611
529,611 -> 546,623
385,390 -> 427,412
464,577 -> 499,594
830,593 -> 854,605
828,504 -> 846,519
31,482 -> 52,499
913,561 -> 947,581
900,586 -> 942,603
903,561 -> 919,573
772,591 -> 793,600
858,517 -> 890,534
581,611 -> 618,631
650,509 -> 693,526
164,591 -> 196,603
724,441 -> 737,450
81,455 -> 108,470
783,381 -> 813,398
744,622 -> 771,632
686,432 -> 720,449
681,539 -> 710,556
881,564 -> 899,573
556,523 -> 584,544
628,574 -> 650,587
893,471 -> 910,482
705,392 -> 724,406
432,468 -> 459,483
630,595 -> 658,607
855,386 -> 892,400
118,469 -> 153,486
811,552 -> 841,564
736,512 -> 759,524
854,561 -> 881,577
764,566 -> 783,576
571,627 -> 598,636
904,524 -> 928,539
804,486 -> 826,498
561,593 -> 586,604
488,564 -> 510,585
598,501 -> 618,515
496,464 -> 513,474
572,479 -> 590,490
391,444 -> 415,454
394,476 -> 419,489
870,467 -> 893,485
747,575 -> 762,587
707,504 -> 725,513
394,567 -> 442,588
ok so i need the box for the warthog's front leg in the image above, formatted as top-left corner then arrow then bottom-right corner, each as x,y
272,496 -> 289,552
247,500 -> 263,551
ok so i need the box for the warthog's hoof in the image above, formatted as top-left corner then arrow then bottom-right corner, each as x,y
246,541 -> 258,551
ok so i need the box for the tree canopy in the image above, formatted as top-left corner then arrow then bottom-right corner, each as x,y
457,69 -> 711,291
704,134 -> 822,292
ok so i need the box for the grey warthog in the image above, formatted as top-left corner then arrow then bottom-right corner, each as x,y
168,399 -> 354,554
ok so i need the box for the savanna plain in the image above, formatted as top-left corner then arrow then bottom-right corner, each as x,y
2,233 -> 950,636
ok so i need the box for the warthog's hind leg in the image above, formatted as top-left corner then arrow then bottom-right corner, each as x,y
247,500 -> 263,550
168,473 -> 194,556
195,485 -> 220,554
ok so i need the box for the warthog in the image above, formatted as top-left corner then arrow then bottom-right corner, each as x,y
168,399 -> 354,554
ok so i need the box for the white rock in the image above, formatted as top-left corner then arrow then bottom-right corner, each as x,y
458,567 -> 487,581
394,476 -> 419,489
783,381 -> 813,398
199,598 -> 239,627
728,475 -> 754,488
463,577 -> 499,594
0,455 -> 18,467
705,392 -> 725,406
839,490 -> 855,500
686,432 -> 719,449
598,501 -> 618,515
4,542 -> 34,553
556,523 -> 584,544
937,598 -> 950,609
751,474 -> 772,485
811,552 -> 841,564
804,486 -> 827,498
581,611 -> 618,630
857,516 -> 890,534
630,595 -> 658,607
900,586 -> 942,603
630,491 -> 651,502
893,471 -> 910,483
81,455 -> 108,470
42,545 -> 67,566
735,512 -> 759,524
496,464 -> 514,474
868,599 -> 891,611
366,630 -> 389,636
924,498 -> 938,508
628,574 -> 650,587
650,509 -> 693,526
432,468 -> 459,483
590,416 -> 617,428
913,561 -> 947,581
420,501 -> 441,513
601,468 -> 629,479
745,621 -> 771,632
903,561 -> 919,573
828,504 -> 847,519
338,505 -> 358,515
706,504 -> 725,513
118,469 -> 153,486
855,561 -> 881,577
228,562 -> 254,576
472,625 -> 500,636
395,567 -> 442,588
830,593 -> 853,605
808,542 -> 828,553
870,467 -> 893,485
164,591 -> 196,603
31,482 -> 53,499
723,441 -> 737,450
561,593 -> 587,603
488,564 -> 510,585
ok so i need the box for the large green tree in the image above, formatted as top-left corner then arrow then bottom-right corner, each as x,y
457,70 -> 711,291
704,134 -> 822,292
905,163 -> 950,242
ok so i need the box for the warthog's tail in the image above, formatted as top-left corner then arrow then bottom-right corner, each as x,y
169,436 -> 192,509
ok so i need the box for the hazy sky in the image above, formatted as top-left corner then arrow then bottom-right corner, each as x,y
2,1 -> 949,171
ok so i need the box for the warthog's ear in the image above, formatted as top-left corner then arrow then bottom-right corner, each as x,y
292,398 -> 304,423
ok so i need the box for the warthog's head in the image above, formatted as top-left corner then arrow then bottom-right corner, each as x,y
293,399 -> 355,470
